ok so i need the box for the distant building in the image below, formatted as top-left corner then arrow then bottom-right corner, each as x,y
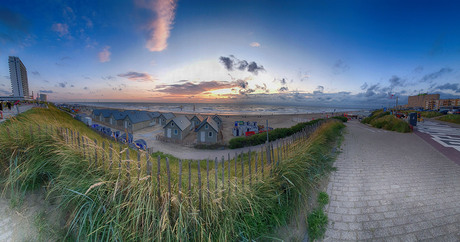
188,114 -> 204,131
438,98 -> 460,109
9,56 -> 29,98
39,94 -> 47,102
163,115 -> 191,140
407,94 -> 440,109
158,112 -> 175,125
212,115 -> 223,129
196,117 -> 220,144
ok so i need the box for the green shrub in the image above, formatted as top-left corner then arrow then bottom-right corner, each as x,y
361,109 -> 390,124
438,114 -> 460,124
317,192 -> 329,208
370,114 -> 411,133
331,116 -> 348,122
307,209 -> 328,241
229,119 -> 323,149
420,111 -> 443,118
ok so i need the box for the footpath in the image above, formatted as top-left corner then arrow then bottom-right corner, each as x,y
323,120 -> 460,241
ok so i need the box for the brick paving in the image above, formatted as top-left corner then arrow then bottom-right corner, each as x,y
323,120 -> 460,241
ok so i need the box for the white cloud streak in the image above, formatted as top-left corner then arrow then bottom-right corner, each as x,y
250,42 -> 260,47
136,0 -> 177,52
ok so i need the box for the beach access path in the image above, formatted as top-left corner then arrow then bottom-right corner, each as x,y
322,119 -> 460,241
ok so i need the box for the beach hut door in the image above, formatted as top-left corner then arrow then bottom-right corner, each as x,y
201,131 -> 205,142
167,128 -> 171,138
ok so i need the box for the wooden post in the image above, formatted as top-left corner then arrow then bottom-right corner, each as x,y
221,156 -> 225,190
178,159 -> 182,203
118,145 -> 122,178
206,158 -> 210,201
234,152 -> 237,193
188,160 -> 192,199
82,136 -> 86,159
241,152 -> 244,188
166,157 -> 171,200
126,147 -> 130,181
157,156 -> 161,199
109,143 -> 113,171
261,147 -> 264,177
94,139 -> 98,167
146,153 -> 152,180
277,142 -> 281,166
227,153 -> 231,195
198,160 -> 202,213
248,149 -> 252,187
137,150 -> 141,181
77,132 -> 80,151
214,157 -> 218,191
102,141 -> 106,168
270,144 -> 274,176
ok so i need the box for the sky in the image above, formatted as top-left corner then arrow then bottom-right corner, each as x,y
0,0 -> 460,107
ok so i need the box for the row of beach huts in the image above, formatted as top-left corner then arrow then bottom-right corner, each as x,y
79,109 -> 223,144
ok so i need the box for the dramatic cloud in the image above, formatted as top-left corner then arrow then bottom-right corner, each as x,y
360,82 -> 368,90
332,59 -> 350,74
58,82 -> 66,88
136,0 -> 177,51
98,46 -> 111,63
388,75 -> 405,90
435,83 -> 460,93
118,71 -> 155,82
156,80 -> 236,95
250,42 -> 260,47
31,71 -> 40,76
420,67 -> 452,83
39,90 -> 53,93
0,7 -> 29,32
52,23 -> 69,37
219,55 -> 265,75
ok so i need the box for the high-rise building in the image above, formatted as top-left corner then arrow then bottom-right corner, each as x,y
9,56 -> 29,98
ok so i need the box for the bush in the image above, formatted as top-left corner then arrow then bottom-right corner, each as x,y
307,209 -> 328,241
370,114 -> 411,133
420,111 -> 443,118
361,109 -> 390,124
438,114 -> 460,124
331,116 -> 347,122
229,119 -> 323,149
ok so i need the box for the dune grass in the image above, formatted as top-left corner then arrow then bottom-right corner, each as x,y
361,109 -> 410,133
0,106 -> 344,240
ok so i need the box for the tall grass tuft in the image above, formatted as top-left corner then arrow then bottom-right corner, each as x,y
0,106 -> 345,240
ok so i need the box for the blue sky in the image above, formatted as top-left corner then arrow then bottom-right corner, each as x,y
0,0 -> 459,107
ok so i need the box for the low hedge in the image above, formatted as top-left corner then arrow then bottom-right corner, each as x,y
229,119 -> 323,149
331,116 -> 348,122
370,114 -> 410,133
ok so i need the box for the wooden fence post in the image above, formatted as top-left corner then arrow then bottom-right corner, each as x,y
137,150 -> 141,181
198,160 -> 202,213
126,147 -> 130,181
102,141 -> 106,169
94,139 -> 98,167
188,160 -> 192,199
157,156 -> 161,199
178,159 -> 182,203
109,143 -> 113,171
77,132 -> 80,151
248,149 -> 252,187
206,158 -> 210,201
166,157 -> 171,201
146,153 -> 152,180
234,152 -> 237,193
82,136 -> 86,159
277,142 -> 280,166
118,145 -> 122,178
214,157 -> 218,192
221,156 -> 225,191
241,152 -> 244,188
227,153 -> 231,196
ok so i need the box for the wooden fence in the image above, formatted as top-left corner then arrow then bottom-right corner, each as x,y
11,119 -> 326,212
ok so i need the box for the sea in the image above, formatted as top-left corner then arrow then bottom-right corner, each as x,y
70,102 -> 366,115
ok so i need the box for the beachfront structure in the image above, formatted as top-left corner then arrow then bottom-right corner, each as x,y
212,115 -> 223,129
121,110 -> 154,132
92,109 -> 163,132
9,56 -> 29,98
189,114 -> 204,131
158,112 -> 175,125
163,115 -> 191,140
196,117 -> 220,144
232,121 -> 259,137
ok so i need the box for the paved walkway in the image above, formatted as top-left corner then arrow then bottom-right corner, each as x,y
323,120 -> 460,241
0,104 -> 34,123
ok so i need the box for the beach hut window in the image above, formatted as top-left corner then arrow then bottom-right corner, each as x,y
174,129 -> 178,135
205,124 -> 208,129
208,131 -> 213,137
172,122 -> 175,127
